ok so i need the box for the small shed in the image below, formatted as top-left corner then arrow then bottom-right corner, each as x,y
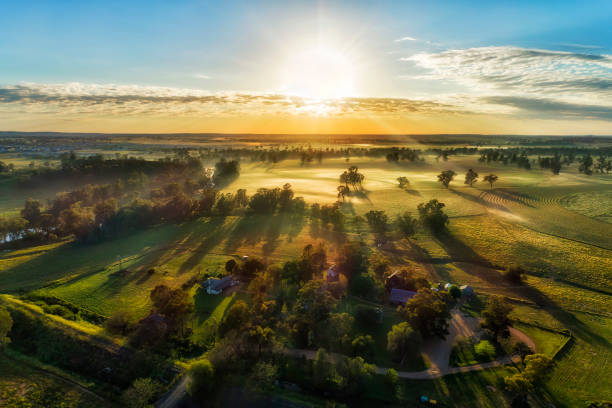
205,276 -> 233,295
460,285 -> 474,297
389,288 -> 417,306
385,270 -> 403,290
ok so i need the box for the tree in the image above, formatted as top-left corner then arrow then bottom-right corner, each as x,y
122,378 -> 159,408
464,169 -> 479,187
278,183 -> 295,210
225,259 -> 237,273
448,285 -> 462,300
351,334 -> 375,358
248,326 -> 275,357
188,359 -> 215,400
319,313 -> 354,352
396,212 -> 418,238
294,280 -> 337,324
400,288 -> 451,339
150,284 -> 192,332
387,322 -> 422,365
504,372 -> 532,407
219,300 -> 250,337
337,185 -> 350,202
365,210 -> 389,234
483,174 -> 498,190
513,342 -> 533,365
21,198 -> 42,230
340,166 -> 365,190
504,354 -> 554,407
417,199 -> 449,234
58,203 -> 95,241
504,266 -> 526,284
335,355 -> 376,396
579,154 -> 594,175
336,241 -> 369,279
94,198 -> 118,225
0,306 -> 12,347
240,257 -> 266,279
397,176 -> 410,189
105,310 -> 133,336
437,170 -> 456,188
312,348 -> 337,391
474,340 -> 496,359
482,295 -> 513,339
523,354 -> 554,383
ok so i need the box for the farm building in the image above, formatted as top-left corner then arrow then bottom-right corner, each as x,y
460,285 -> 474,297
385,270 -> 403,290
389,288 -> 417,305
204,276 -> 233,295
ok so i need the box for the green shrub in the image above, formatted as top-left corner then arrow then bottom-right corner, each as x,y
475,340 -> 496,359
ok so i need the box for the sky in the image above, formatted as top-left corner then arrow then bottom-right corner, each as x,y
1,0 -> 611,134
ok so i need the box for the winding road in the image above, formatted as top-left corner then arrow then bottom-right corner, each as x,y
155,311 -> 534,407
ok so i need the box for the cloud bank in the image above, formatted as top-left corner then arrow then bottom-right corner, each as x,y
1,47 -> 611,126
0,82 -> 457,117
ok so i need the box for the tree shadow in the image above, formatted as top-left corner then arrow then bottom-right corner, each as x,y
513,284 -> 610,347
177,217 -> 229,274
400,187 -> 422,196
435,233 -> 493,268
223,211 -> 307,258
349,189 -> 372,204
449,188 -> 511,213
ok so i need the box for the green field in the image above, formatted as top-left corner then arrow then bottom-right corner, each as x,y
1,150 -> 611,407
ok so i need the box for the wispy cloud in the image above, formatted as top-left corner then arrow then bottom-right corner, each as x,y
481,96 -> 612,120
194,73 -> 211,79
0,82 -> 458,117
400,46 -> 612,122
395,36 -> 417,42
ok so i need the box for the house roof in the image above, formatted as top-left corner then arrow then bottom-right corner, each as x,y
209,276 -> 233,291
460,285 -> 474,293
390,288 -> 417,304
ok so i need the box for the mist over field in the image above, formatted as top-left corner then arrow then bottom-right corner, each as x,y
1,1 -> 611,407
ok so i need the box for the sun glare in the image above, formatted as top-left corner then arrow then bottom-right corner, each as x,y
281,45 -> 356,99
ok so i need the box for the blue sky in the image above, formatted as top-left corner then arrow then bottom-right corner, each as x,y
1,0 -> 611,133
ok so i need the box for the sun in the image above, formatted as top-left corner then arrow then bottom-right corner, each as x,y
280,45 -> 356,99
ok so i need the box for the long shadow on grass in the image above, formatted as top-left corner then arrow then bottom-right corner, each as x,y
513,284 -> 610,348
435,233 -> 493,268
449,188 -> 511,213
223,211 -> 306,258
177,216 -> 230,275
400,186 -> 422,196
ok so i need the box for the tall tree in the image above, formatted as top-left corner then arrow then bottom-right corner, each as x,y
417,199 -> 449,234
386,322 -> 422,365
482,295 -> 513,339
396,212 -> 418,238
483,174 -> 498,190
464,169 -> 479,187
437,170 -> 456,188
399,288 -> 451,339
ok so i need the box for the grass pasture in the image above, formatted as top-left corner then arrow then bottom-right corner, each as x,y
0,149 -> 610,407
